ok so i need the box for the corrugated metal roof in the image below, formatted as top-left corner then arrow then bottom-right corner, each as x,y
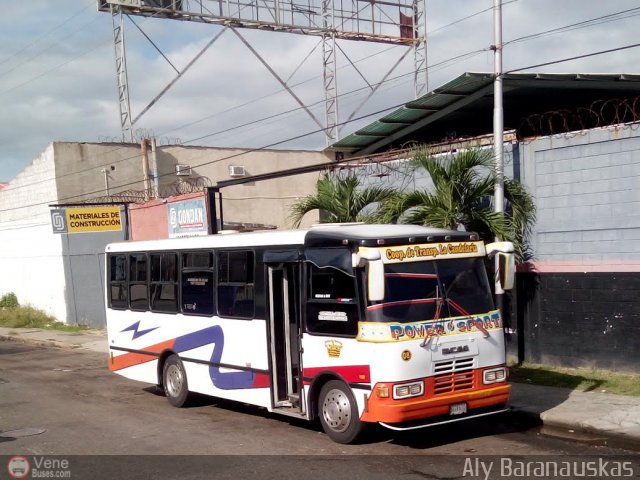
330,72 -> 640,155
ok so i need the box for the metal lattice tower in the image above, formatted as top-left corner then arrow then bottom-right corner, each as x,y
110,4 -> 133,142
98,0 -> 427,145
413,0 -> 428,98
322,0 -> 337,145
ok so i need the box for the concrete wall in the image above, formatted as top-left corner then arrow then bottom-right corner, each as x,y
0,145 -> 68,320
61,222 -> 126,327
52,142 -> 328,228
0,142 -> 329,326
516,125 -> 640,372
54,142 -> 149,202
159,145 -> 328,228
519,126 -> 640,270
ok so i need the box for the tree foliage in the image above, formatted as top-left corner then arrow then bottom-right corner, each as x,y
289,173 -> 397,227
289,149 -> 536,262
382,148 -> 535,262
0,292 -> 19,309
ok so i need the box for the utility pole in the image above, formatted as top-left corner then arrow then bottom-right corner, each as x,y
492,0 -> 506,307
100,168 -> 111,196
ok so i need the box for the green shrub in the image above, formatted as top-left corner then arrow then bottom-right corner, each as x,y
0,305 -> 56,328
0,304 -> 88,332
0,292 -> 19,309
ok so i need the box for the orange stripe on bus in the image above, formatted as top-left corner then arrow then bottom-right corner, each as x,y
109,339 -> 175,371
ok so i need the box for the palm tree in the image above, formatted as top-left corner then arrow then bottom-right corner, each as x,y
382,148 -> 535,262
289,173 -> 398,227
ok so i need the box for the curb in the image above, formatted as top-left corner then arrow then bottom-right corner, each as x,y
509,406 -> 640,452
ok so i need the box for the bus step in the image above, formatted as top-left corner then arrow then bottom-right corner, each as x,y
288,393 -> 300,406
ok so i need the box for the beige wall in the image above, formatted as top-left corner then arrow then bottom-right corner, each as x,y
52,142 -> 330,228
160,146 -> 330,228
0,144 -> 67,320
53,142 -> 156,202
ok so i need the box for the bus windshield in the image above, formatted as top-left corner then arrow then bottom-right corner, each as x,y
365,257 -> 494,324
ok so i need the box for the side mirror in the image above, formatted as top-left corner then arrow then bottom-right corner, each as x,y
486,241 -> 514,256
497,252 -> 515,291
367,258 -> 385,301
353,249 -> 385,301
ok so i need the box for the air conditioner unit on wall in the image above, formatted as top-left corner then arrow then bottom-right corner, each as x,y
229,165 -> 246,177
175,164 -> 191,176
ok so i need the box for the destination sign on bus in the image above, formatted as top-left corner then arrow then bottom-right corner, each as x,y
382,241 -> 485,263
357,310 -> 502,343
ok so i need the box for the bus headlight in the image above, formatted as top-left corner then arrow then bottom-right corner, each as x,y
392,380 -> 424,399
483,367 -> 507,384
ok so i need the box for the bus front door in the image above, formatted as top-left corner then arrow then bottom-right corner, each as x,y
267,262 -> 303,413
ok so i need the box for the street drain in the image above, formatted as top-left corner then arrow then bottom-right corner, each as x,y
0,428 -> 46,438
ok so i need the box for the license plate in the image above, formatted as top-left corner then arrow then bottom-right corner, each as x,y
450,402 -> 467,416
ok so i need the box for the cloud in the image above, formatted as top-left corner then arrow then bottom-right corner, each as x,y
1,0 -> 640,180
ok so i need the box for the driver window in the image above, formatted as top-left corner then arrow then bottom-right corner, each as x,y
306,264 -> 358,337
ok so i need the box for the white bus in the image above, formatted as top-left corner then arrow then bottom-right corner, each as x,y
105,223 -> 515,443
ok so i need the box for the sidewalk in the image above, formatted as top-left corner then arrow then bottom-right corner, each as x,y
510,383 -> 640,450
1,327 -> 640,449
0,327 -> 107,354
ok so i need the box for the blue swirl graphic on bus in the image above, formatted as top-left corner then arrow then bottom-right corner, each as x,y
173,326 -> 255,390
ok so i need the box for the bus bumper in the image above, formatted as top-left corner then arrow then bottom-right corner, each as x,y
378,405 -> 510,431
360,383 -> 511,424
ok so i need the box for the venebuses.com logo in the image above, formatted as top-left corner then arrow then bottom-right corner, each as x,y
6,456 -> 71,479
7,456 -> 30,479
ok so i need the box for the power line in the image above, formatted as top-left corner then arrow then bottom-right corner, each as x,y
8,46 -> 481,193
0,101 -> 408,214
1,41 -> 484,196
506,41 -> 640,73
0,4 -> 173,98
1,47 -> 406,189
0,41 -> 111,98
429,0 -> 518,36
0,1 -> 95,69
505,5 -> 640,46
8,32 -> 635,215
3,3 -> 630,193
0,67 -> 412,196
0,16 -> 103,83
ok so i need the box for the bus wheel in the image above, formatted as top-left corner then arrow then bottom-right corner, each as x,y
318,380 -> 363,444
162,354 -> 191,407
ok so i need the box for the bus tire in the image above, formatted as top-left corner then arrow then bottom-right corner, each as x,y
318,380 -> 364,444
162,354 -> 191,408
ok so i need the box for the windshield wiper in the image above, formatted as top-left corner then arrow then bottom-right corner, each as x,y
420,273 -> 490,348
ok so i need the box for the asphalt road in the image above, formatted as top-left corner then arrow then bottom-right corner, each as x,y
0,341 -> 638,479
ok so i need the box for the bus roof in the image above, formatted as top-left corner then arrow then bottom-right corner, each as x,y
304,224 -> 476,247
105,224 -> 477,253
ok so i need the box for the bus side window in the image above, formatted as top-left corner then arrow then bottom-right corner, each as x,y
109,254 -> 128,309
129,253 -> 149,311
306,264 -> 358,337
217,250 -> 255,319
181,251 -> 214,316
150,252 -> 178,313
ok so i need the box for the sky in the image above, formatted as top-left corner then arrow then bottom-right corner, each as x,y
1,0 -> 640,181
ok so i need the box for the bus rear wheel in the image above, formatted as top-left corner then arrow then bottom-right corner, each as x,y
162,354 -> 191,407
318,380 -> 364,444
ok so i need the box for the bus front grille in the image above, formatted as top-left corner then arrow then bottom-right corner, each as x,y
432,357 -> 475,395
433,370 -> 474,395
433,357 -> 474,375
